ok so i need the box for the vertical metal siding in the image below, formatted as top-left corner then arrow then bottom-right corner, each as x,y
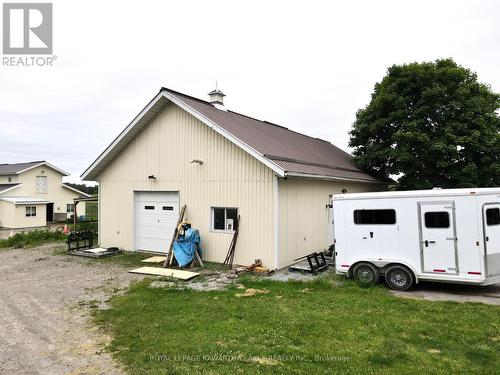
98,103 -> 276,268
277,178 -> 379,268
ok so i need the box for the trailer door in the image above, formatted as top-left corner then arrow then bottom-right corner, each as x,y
419,202 -> 458,274
483,204 -> 500,277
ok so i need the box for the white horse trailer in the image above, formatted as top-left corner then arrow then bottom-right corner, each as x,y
333,188 -> 500,290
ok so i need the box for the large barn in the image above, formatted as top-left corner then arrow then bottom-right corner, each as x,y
82,87 -> 385,269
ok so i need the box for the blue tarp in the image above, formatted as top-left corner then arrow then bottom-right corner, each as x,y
173,228 -> 202,267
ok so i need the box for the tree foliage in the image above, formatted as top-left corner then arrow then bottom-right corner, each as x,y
349,59 -> 500,190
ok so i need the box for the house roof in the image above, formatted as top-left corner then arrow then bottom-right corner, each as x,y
0,183 -> 22,194
82,87 -> 382,184
0,161 -> 69,176
62,184 -> 92,198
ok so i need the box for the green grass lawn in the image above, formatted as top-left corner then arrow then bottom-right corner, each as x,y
95,275 -> 500,374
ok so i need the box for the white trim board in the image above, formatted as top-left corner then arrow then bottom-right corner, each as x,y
62,184 -> 92,197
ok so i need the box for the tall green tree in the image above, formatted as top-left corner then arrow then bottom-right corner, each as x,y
349,58 -> 500,190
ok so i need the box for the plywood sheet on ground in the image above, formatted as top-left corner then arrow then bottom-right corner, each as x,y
141,256 -> 167,263
85,248 -> 109,254
128,267 -> 199,280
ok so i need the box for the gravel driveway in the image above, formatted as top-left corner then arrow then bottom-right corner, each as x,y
0,244 -> 142,375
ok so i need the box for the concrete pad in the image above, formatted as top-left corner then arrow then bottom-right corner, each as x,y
390,281 -> 500,305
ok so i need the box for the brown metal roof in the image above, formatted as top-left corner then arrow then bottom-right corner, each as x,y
162,88 -> 380,183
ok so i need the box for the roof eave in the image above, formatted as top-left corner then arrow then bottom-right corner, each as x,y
0,183 -> 22,194
81,91 -> 167,180
283,172 -> 386,184
18,162 -> 70,176
62,184 -> 92,197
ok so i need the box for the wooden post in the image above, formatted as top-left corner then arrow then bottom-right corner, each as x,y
164,204 -> 187,268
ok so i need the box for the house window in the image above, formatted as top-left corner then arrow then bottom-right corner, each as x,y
36,176 -> 48,194
25,206 -> 37,217
486,208 -> 500,226
211,207 -> 238,231
8,177 -> 12,182
353,209 -> 396,225
67,204 -> 75,213
424,212 -> 450,228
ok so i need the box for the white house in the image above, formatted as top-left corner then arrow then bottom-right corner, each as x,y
0,161 -> 90,229
82,87 -> 386,269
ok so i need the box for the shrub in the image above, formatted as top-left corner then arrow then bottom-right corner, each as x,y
0,229 -> 67,249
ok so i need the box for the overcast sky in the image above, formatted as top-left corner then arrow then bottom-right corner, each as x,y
1,0 -> 499,183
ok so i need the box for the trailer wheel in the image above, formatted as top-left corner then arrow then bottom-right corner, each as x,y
352,262 -> 379,286
385,265 -> 413,291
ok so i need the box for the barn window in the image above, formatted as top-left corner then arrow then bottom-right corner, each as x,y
25,206 -> 37,217
35,176 -> 47,194
486,208 -> 500,226
353,209 -> 396,225
424,212 -> 450,228
211,207 -> 238,231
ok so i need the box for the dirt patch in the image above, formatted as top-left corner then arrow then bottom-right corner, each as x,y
235,288 -> 270,297
0,243 -> 143,374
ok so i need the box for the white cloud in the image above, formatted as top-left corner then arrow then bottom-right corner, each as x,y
1,0 -> 499,183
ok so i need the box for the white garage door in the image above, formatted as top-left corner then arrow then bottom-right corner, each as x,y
134,191 -> 179,253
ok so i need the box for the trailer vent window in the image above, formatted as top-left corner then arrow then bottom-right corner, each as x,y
486,208 -> 500,226
144,205 -> 155,210
353,209 -> 396,225
424,212 -> 450,228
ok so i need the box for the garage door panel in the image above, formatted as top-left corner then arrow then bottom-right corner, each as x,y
136,237 -> 169,253
134,191 -> 179,253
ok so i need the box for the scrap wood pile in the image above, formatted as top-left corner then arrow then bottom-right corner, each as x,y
222,215 -> 240,268
237,259 -> 271,275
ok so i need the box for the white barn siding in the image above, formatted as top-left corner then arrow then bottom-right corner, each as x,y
98,103 -> 276,267
277,178 -> 377,268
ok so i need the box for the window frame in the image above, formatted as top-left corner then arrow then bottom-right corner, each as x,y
25,206 -> 37,217
35,176 -> 48,194
424,211 -> 451,229
353,209 -> 397,225
210,207 -> 238,233
66,204 -> 75,213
